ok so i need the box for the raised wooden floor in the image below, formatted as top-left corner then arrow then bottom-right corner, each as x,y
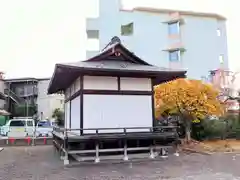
53,126 -> 179,165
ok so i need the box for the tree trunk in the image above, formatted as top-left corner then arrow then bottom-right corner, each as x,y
184,119 -> 192,143
185,127 -> 191,142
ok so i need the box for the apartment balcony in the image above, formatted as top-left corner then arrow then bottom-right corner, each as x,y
162,42 -> 186,52
11,85 -> 38,98
162,12 -> 185,25
17,88 -> 38,97
86,18 -> 99,31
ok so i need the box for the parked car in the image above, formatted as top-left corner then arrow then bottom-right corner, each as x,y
35,120 -> 53,137
0,118 -> 35,136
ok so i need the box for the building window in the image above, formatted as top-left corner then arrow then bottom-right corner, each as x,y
217,29 -> 221,36
169,50 -> 180,62
219,54 -> 224,64
87,30 -> 99,39
168,21 -> 180,35
121,22 -> 134,36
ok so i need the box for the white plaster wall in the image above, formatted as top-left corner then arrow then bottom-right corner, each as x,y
70,96 -> 81,135
65,87 -> 71,99
83,94 -> 152,134
120,78 -> 152,91
74,77 -> 81,92
69,77 -> 81,96
84,76 -> 118,90
65,101 -> 70,129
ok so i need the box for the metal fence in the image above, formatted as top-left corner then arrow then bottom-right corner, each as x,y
0,128 -> 52,146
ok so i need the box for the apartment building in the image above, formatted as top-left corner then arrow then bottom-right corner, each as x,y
37,79 -> 64,119
86,0 -> 228,79
0,73 -> 5,109
3,77 -> 64,119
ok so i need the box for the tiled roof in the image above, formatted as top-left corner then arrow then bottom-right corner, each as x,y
60,60 -> 186,73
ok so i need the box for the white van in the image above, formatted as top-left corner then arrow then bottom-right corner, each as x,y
0,118 -> 35,137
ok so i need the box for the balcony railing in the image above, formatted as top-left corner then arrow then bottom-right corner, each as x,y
18,89 -> 38,97
14,86 -> 38,97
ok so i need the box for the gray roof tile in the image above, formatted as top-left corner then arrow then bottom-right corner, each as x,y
59,60 -> 186,73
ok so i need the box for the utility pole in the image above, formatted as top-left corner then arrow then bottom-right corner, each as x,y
7,82 -> 10,113
238,96 -> 240,123
26,80 -> 29,117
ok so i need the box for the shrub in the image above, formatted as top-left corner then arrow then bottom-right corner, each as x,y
191,114 -> 240,140
52,108 -> 64,126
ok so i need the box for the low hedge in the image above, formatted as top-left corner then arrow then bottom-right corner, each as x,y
192,115 -> 240,141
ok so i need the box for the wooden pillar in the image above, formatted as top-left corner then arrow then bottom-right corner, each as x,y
123,139 -> 128,161
149,140 -> 155,159
63,130 -> 69,165
95,140 -> 100,163
151,79 -> 155,128
80,75 -> 84,135
123,128 -> 128,161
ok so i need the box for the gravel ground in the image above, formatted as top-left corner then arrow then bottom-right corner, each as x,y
0,146 -> 240,180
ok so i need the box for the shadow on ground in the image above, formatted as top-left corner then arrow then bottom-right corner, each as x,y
0,146 -> 240,180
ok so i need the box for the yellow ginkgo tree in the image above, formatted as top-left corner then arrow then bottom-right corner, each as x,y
154,78 -> 225,141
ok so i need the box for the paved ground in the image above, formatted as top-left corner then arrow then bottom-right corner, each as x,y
0,146 -> 240,180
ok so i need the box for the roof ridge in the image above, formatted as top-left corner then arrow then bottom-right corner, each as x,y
101,36 -> 121,52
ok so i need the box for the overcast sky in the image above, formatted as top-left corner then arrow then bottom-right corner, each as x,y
0,0 -> 238,78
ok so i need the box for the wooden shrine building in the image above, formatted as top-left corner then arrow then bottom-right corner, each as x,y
48,37 -> 186,165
